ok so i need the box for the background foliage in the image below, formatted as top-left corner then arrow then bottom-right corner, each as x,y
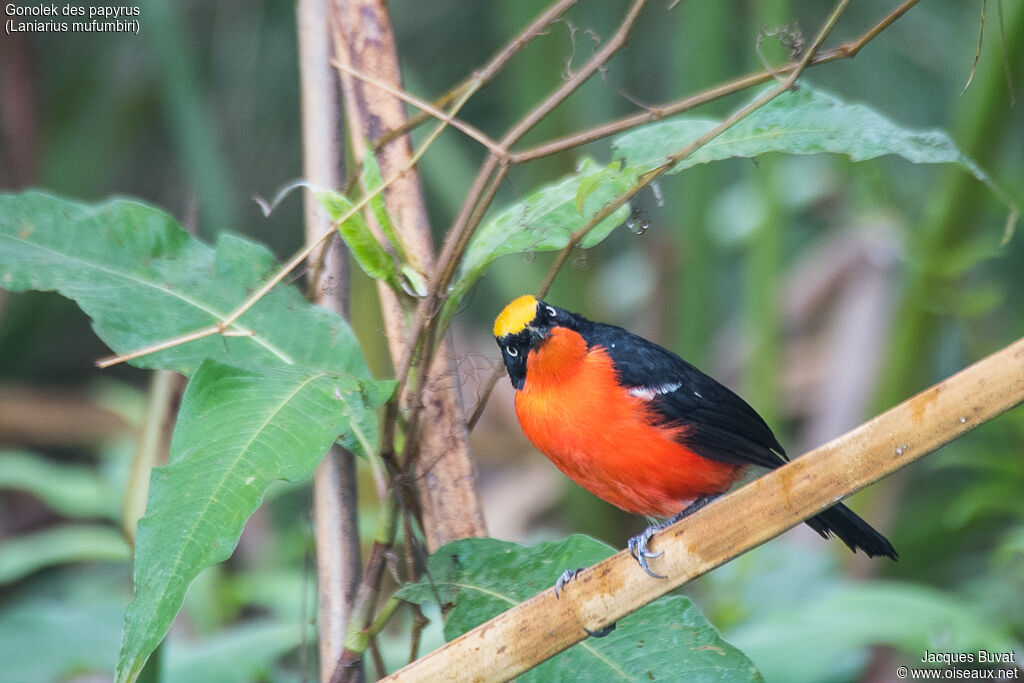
1,1 -> 1022,681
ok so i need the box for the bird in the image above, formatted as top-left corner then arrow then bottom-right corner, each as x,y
493,294 -> 897,589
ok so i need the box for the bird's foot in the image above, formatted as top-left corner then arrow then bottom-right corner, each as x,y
554,568 -> 583,599
627,524 -> 667,579
627,495 -> 723,579
583,622 -> 616,638
553,568 -> 617,637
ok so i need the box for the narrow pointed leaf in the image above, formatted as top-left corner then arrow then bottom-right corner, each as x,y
398,536 -> 761,682
115,358 -> 394,683
360,148 -> 408,263
317,189 -> 402,292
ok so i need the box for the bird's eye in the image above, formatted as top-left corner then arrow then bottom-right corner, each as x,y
545,305 -> 556,317
506,345 -> 518,357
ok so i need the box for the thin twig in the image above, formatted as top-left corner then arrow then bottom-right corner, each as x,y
333,59 -> 507,158
96,323 -> 226,368
510,0 -> 921,164
372,0 -> 581,151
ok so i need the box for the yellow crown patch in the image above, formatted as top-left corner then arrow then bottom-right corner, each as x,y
493,295 -> 539,338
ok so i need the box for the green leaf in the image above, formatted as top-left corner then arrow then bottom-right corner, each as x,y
0,449 -> 118,519
729,581 -> 1019,683
447,158 -> 635,322
361,147 -> 407,262
400,263 -> 429,298
399,536 -> 761,682
317,189 -> 402,292
0,525 -> 129,584
612,84 -> 1018,220
164,619 -> 305,683
357,151 -> 429,298
0,191 -> 369,377
115,358 -> 394,683
576,159 -> 622,214
0,192 -> 389,681
0,567 -> 129,683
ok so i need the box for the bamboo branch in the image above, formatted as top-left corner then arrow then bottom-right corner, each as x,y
382,335 -> 1024,683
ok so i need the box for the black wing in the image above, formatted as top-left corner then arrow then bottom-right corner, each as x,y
578,318 -> 787,470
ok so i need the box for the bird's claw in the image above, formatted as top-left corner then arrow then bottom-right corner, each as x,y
554,568 -> 616,637
554,568 -> 583,599
583,622 -> 617,638
627,527 -> 667,579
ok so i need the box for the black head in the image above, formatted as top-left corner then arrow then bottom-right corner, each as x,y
493,295 -> 573,389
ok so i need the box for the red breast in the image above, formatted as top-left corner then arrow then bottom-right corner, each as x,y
514,326 -> 743,517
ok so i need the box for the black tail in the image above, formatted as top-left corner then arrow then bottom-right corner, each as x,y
805,502 -> 898,560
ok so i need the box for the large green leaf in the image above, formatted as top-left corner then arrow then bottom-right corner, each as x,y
116,358 -> 394,683
0,192 -> 390,683
729,581 -> 1021,683
446,158 -> 635,322
0,449 -> 118,520
0,191 -> 368,377
0,525 -> 129,584
164,619 -> 306,683
398,536 -> 761,682
0,567 -> 129,683
612,84 -> 1010,206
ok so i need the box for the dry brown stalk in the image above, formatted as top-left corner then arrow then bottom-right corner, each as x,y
330,0 -> 486,555
296,0 -> 361,680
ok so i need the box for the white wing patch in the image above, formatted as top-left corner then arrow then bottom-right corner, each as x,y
628,381 -> 683,401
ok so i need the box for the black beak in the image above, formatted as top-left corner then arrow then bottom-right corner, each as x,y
527,325 -> 549,346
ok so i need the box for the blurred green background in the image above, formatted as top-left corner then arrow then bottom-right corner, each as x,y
1,1 -> 1022,681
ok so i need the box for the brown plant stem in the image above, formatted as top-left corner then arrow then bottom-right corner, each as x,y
297,1 -> 361,680
331,0 -> 486,553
